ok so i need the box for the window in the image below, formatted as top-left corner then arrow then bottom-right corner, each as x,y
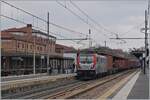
40,47 -> 42,51
79,56 -> 93,64
32,33 -> 47,39
37,46 -> 39,50
18,43 -> 20,48
30,45 -> 32,49
22,44 -> 24,48
12,32 -> 24,36
44,46 -> 46,51
26,44 -> 28,49
1,40 -> 11,42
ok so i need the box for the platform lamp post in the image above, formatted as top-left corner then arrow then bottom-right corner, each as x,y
33,35 -> 36,74
140,10 -> 149,74
32,30 -> 38,75
47,12 -> 50,74
32,30 -> 46,74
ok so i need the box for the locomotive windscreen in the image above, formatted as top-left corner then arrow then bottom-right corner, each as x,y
79,55 -> 93,64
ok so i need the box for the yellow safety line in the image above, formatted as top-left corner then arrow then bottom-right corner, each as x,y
97,70 -> 138,99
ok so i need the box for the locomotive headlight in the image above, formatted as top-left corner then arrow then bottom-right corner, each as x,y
91,64 -> 95,69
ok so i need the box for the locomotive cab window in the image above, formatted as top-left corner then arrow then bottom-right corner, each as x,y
80,55 -> 93,64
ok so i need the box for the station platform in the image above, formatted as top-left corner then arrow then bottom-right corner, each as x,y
127,69 -> 149,99
1,73 -> 48,82
113,69 -> 149,99
1,73 -> 76,92
99,68 -> 149,99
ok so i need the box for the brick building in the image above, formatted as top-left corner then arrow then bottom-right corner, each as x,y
1,24 -> 74,76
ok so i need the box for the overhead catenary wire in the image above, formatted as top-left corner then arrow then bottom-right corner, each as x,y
1,14 -> 87,46
70,0 -> 117,36
110,22 -> 144,44
110,37 -> 149,39
56,0 -> 88,25
1,0 -> 124,46
1,14 -> 61,37
1,0 -> 89,46
0,0 -> 86,36
3,0 -> 140,47
70,0 -> 147,45
56,0 -> 109,38
119,22 -> 144,36
56,0 -> 128,46
70,0 -> 148,47
56,0 -> 117,48
69,0 -> 130,45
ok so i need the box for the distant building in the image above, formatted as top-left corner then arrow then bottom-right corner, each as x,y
63,45 -> 77,63
52,44 -> 76,74
61,44 -> 77,60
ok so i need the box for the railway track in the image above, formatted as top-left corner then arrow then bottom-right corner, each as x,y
72,69 -> 139,99
3,69 -> 138,99
2,79 -> 80,99
43,69 -> 138,99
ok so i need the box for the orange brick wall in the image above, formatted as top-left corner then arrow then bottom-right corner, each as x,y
1,40 -> 16,52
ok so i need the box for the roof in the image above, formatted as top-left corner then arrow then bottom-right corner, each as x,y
32,29 -> 56,39
79,46 -> 137,59
1,25 -> 57,46
56,44 -> 77,52
1,24 -> 56,39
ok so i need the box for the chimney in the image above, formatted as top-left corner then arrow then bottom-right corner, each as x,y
26,24 -> 32,37
27,24 -> 32,27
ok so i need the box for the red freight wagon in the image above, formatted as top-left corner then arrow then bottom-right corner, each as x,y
106,55 -> 113,73
128,59 -> 140,68
114,58 -> 127,71
125,59 -> 130,69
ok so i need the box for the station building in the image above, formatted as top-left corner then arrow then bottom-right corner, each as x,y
1,24 -> 75,76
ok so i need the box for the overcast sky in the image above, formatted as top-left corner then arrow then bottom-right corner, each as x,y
1,0 -> 149,51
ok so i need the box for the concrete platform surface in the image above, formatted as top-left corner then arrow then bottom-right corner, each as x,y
1,73 -> 47,82
113,69 -> 149,99
127,70 -> 149,99
1,73 -> 76,91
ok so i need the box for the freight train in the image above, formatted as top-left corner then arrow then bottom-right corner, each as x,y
76,53 -> 140,79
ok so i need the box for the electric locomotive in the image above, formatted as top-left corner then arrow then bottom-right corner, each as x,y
76,53 -> 107,79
